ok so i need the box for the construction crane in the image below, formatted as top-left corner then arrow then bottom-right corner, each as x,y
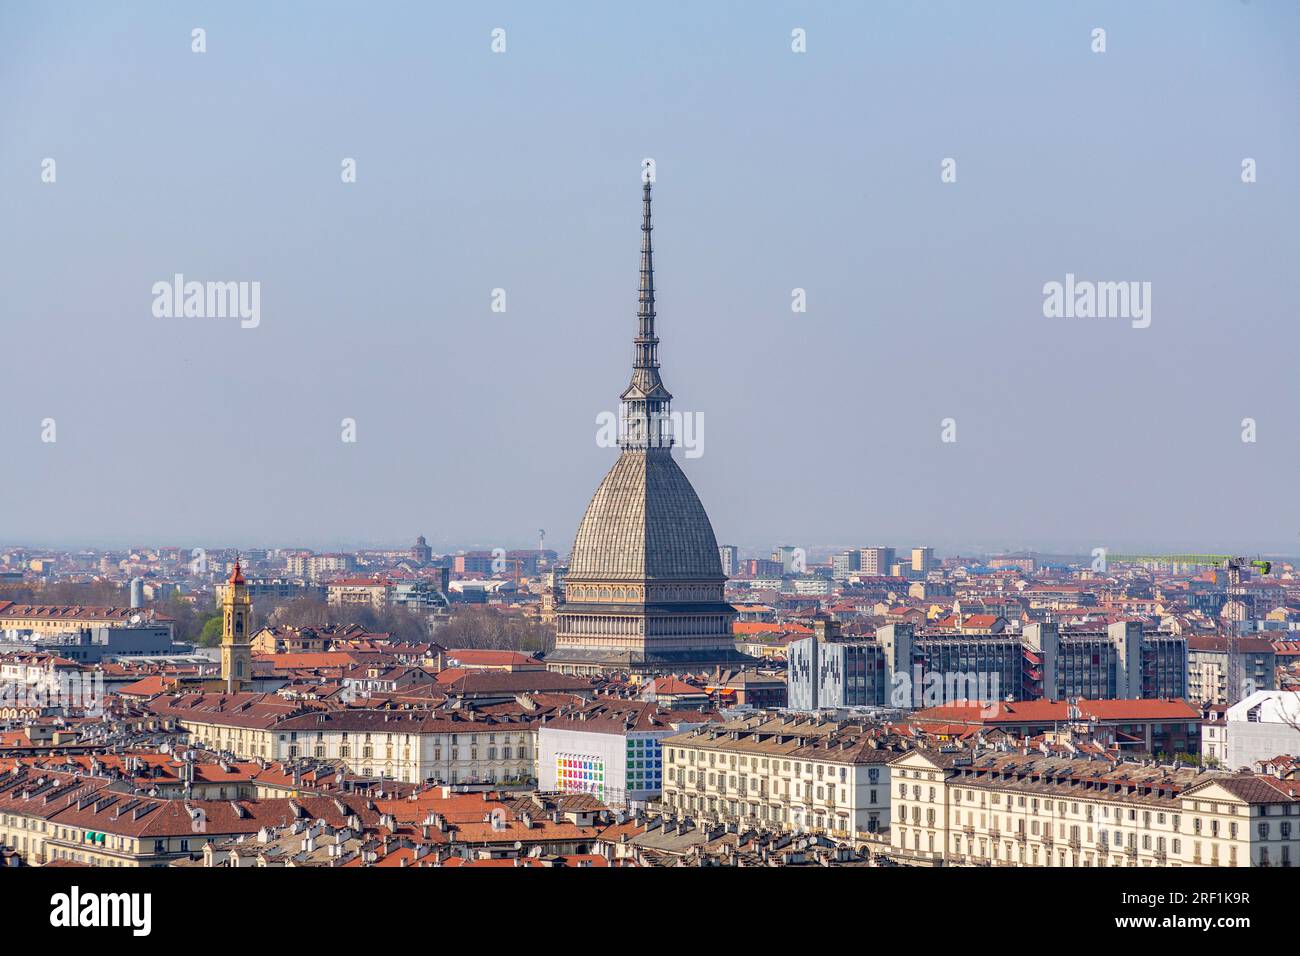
1099,552 -> 1272,707
1101,553 -> 1271,581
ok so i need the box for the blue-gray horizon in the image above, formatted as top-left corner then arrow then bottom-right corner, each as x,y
2,2 -> 1296,554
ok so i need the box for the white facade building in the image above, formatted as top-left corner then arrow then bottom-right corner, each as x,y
536,702 -> 708,809
1225,691 -> 1300,771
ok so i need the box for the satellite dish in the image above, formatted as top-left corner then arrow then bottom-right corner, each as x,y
130,614 -> 142,625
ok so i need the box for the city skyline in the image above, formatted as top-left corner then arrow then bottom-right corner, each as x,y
3,1 -> 1299,911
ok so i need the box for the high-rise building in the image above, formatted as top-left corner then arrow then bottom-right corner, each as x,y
911,547 -> 934,574
718,545 -> 739,578
772,545 -> 800,574
860,547 -> 895,576
547,183 -> 754,676
746,558 -> 783,577
831,550 -> 861,580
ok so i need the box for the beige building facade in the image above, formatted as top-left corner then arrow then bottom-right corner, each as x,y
889,749 -> 1299,868
659,714 -> 895,840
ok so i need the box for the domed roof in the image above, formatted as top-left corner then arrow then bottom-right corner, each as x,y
569,450 -> 724,582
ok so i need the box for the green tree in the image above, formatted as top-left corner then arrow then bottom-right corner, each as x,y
198,615 -> 224,647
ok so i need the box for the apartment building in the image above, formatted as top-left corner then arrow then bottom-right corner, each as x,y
0,767 -> 389,867
659,714 -> 898,839
0,601 -> 154,638
452,552 -> 497,575
888,748 -> 1300,867
1187,635 -> 1277,705
149,693 -> 536,785
831,550 -> 860,580
790,577 -> 833,598
326,578 -> 392,610
1201,705 -> 1229,766
860,547 -> 896,577
0,771 -> 112,865
391,577 -> 450,614
910,698 -> 1203,758
284,553 -> 357,581
271,709 -> 535,785
216,579 -> 326,606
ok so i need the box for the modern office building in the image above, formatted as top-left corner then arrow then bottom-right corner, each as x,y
876,621 -> 1188,706
787,635 -> 888,711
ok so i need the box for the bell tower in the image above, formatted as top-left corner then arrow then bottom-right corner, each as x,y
221,557 -> 253,693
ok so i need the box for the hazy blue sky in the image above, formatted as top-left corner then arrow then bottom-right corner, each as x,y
1,1 -> 1297,557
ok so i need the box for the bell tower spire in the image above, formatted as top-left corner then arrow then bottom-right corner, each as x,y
620,179 -> 673,450
221,555 -> 253,694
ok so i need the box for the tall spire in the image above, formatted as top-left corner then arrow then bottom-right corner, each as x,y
635,178 -> 657,369
620,179 -> 673,450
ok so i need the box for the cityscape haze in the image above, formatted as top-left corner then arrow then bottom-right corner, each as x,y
2,1 -> 1297,554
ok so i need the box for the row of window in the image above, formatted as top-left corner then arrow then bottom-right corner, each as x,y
667,748 -> 881,785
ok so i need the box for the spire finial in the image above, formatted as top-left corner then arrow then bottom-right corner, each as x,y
637,178 -> 655,361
